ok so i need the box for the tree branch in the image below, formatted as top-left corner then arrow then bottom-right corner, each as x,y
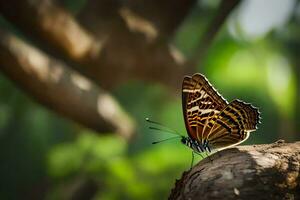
169,141 -> 300,200
0,0 -> 239,90
0,0 -> 242,138
124,0 -> 197,36
75,0 -> 192,89
0,28 -> 135,139
0,0 -> 97,60
0,0 -> 189,90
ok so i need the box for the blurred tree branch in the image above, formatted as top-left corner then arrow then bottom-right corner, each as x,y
0,0 -> 239,136
71,0 -> 194,89
112,0 -> 197,36
0,28 -> 135,139
0,0 -> 240,87
0,0 -> 97,60
0,0 -> 190,90
169,141 -> 300,200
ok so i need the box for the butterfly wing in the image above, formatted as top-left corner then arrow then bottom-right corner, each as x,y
182,73 -> 228,143
207,99 -> 260,150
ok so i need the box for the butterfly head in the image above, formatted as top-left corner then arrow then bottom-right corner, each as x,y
180,136 -> 189,145
180,137 -> 197,150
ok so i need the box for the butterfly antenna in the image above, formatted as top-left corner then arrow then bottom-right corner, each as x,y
146,118 -> 182,136
152,136 -> 182,144
148,126 -> 182,136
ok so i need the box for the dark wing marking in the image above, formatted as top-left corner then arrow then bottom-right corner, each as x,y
207,99 -> 260,150
182,73 -> 228,142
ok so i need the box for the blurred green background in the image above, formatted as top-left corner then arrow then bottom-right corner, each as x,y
0,0 -> 299,199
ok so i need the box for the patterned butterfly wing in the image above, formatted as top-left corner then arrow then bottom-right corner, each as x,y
182,73 -> 228,143
207,99 -> 260,150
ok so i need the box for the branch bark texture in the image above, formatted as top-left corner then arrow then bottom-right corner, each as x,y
169,141 -> 300,200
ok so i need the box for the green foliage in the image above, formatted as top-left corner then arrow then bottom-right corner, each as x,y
47,133 -> 191,200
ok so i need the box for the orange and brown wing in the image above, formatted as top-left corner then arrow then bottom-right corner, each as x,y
207,99 -> 260,150
182,73 -> 228,142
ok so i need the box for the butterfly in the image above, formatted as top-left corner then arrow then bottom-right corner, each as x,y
147,73 -> 260,166
180,73 -> 260,155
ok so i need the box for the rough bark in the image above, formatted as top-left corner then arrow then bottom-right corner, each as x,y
169,141 -> 300,200
0,28 -> 135,139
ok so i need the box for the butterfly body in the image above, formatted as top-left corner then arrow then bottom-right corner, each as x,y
181,136 -> 211,154
182,73 -> 260,152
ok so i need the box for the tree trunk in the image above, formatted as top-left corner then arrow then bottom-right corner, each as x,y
169,141 -> 300,200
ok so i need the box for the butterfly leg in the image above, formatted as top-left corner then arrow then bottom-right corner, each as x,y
190,151 -> 195,169
193,151 -> 204,159
191,151 -> 208,169
215,149 -> 222,158
205,151 -> 213,163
